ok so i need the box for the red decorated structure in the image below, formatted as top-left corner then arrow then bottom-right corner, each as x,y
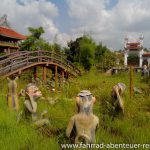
124,35 -> 150,67
0,15 -> 26,54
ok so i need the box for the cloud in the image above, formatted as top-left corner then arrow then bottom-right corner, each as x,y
1,0 -> 150,49
0,0 -> 61,43
111,0 -> 150,31
66,0 -> 150,50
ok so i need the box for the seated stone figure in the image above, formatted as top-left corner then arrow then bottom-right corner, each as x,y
111,83 -> 126,116
24,83 -> 49,127
7,77 -> 19,111
141,65 -> 150,82
66,90 -> 99,144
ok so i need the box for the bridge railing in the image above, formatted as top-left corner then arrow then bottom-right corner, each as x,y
0,50 -> 81,76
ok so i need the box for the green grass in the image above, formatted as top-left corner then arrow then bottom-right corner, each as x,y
0,69 -> 149,150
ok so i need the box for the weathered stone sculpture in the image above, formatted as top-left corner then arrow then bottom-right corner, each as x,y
111,83 -> 126,115
142,65 -> 150,82
24,83 -> 49,127
66,90 -> 99,144
7,77 -> 19,110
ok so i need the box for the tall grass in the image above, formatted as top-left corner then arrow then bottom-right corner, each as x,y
0,69 -> 149,150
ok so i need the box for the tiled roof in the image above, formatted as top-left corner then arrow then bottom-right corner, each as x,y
143,52 -> 150,57
0,26 -> 26,40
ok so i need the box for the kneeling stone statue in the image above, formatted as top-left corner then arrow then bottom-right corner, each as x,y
66,90 -> 99,144
111,83 -> 126,115
24,83 -> 49,127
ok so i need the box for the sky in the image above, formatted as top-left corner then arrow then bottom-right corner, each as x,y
0,0 -> 150,50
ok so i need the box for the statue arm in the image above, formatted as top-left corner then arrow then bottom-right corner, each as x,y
115,88 -> 124,112
66,116 -> 75,138
30,97 -> 37,113
25,92 -> 37,113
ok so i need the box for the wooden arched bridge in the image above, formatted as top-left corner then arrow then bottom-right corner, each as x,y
0,50 -> 81,78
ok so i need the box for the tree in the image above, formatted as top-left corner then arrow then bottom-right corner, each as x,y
52,43 -> 62,54
102,51 -> 116,68
66,38 -> 81,63
19,27 -> 52,51
79,36 -> 96,70
28,27 -> 44,39
144,48 -> 150,52
94,43 -> 109,63
65,35 -> 96,70
127,54 -> 139,66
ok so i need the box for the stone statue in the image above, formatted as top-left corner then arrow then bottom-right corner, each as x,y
142,65 -> 150,82
111,83 -> 126,116
66,90 -> 99,144
7,77 -> 19,110
24,83 -> 49,127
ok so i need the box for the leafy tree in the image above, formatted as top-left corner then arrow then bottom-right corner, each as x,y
66,35 -> 96,70
102,51 -> 116,68
79,36 -> 96,70
144,48 -> 150,52
96,51 -> 117,71
28,27 -> 44,39
20,27 -> 52,51
94,43 -> 109,63
52,43 -> 62,54
66,38 -> 81,62
127,54 -> 139,66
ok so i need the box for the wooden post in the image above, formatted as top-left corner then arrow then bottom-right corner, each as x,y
60,71 -> 65,91
42,66 -> 47,81
33,67 -> 37,80
55,65 -> 58,91
130,65 -> 133,99
18,70 -> 22,75
62,71 -> 64,83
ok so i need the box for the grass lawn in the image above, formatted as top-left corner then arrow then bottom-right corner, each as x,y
0,69 -> 149,150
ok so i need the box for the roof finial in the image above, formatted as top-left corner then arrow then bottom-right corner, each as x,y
0,14 -> 10,28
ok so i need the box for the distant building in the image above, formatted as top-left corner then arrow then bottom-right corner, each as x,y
124,34 -> 150,67
0,14 -> 26,54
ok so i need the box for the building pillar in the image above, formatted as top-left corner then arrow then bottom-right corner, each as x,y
62,71 -> 65,84
124,53 -> 128,67
139,56 -> 143,68
139,50 -> 144,67
42,66 -> 47,81
148,58 -> 150,66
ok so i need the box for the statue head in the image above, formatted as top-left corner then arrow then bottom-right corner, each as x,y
112,83 -> 126,97
7,76 -> 18,83
25,83 -> 42,100
116,83 -> 126,95
76,90 -> 96,114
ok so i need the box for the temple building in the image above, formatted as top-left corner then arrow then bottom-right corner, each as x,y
124,35 -> 150,67
0,15 -> 26,54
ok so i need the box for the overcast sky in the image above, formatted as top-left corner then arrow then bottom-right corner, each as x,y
0,0 -> 150,50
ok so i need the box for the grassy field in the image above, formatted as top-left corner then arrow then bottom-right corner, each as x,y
0,69 -> 149,150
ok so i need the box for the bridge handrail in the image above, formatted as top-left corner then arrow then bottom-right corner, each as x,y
0,51 -> 29,60
0,50 -> 75,67
0,50 -> 81,76
0,56 -> 78,73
